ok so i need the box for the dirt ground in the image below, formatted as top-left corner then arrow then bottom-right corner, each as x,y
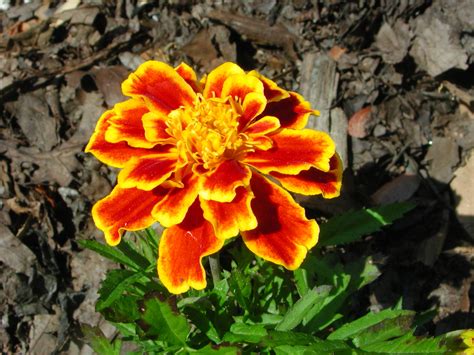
0,1 -> 473,353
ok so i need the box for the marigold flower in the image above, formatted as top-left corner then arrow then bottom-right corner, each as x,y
86,61 -> 342,294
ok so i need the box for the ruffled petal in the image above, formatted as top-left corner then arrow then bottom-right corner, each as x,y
221,73 -> 265,102
271,153 -> 343,198
117,153 -> 177,191
203,62 -> 245,99
243,128 -> 335,174
261,91 -> 315,129
104,99 -> 156,148
200,160 -> 251,202
248,70 -> 290,102
158,201 -> 224,294
240,92 -> 267,129
122,61 -> 196,114
142,111 -> 174,143
246,115 -> 281,136
175,62 -> 201,93
200,186 -> 257,239
92,186 -> 164,246
85,110 -> 154,168
221,73 -> 267,129
151,172 -> 200,227
241,173 -> 319,270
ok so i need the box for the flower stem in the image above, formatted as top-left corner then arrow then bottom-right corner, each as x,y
209,254 -> 221,286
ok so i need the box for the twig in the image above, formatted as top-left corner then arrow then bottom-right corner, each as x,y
209,254 -> 221,286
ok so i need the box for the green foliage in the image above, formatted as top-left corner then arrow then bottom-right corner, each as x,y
138,293 -> 190,345
319,202 -> 415,246
80,203 -> 449,354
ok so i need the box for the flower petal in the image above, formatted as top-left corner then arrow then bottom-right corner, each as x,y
117,153 -> 177,191
151,172 -> 200,227
246,115 -> 281,136
175,62 -> 200,92
122,61 -> 196,114
142,111 -> 174,143
203,62 -> 245,99
221,73 -> 267,129
240,92 -> 267,129
244,128 -> 335,174
85,109 -> 153,168
261,91 -> 315,129
200,186 -> 257,239
271,153 -> 343,198
104,99 -> 156,148
92,186 -> 164,246
244,116 -> 281,151
221,73 -> 265,102
248,70 -> 290,102
241,173 -> 319,270
200,160 -> 251,202
158,201 -> 224,294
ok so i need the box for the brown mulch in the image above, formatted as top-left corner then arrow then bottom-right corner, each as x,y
0,1 -> 473,353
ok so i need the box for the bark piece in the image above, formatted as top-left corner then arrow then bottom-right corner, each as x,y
375,20 -> 413,64
451,152 -> 474,239
300,52 -> 347,165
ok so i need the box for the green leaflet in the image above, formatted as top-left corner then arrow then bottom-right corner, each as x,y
319,202 -> 415,247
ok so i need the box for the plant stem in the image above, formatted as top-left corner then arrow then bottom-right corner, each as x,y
209,254 -> 221,285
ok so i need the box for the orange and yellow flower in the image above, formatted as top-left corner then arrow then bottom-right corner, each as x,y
86,61 -> 342,294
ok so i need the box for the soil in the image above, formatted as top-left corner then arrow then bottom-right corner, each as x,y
0,1 -> 473,353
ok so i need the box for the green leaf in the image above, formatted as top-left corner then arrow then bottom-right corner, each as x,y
117,239 -> 152,269
302,273 -> 351,331
138,292 -> 190,345
191,343 -> 240,354
319,202 -> 415,247
328,309 -> 415,341
294,268 -> 310,296
228,269 -> 252,311
96,269 -> 148,311
276,286 -> 332,331
360,332 -> 447,353
81,324 -> 121,355
78,239 -> 141,270
352,314 -> 415,347
274,342 -> 351,355
223,323 -> 268,344
101,294 -> 140,323
262,331 -> 350,350
346,257 -> 381,291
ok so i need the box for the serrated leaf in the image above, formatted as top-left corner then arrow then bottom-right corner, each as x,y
78,239 -> 141,270
328,309 -> 415,341
360,332 -> 447,353
138,293 -> 190,345
276,286 -> 332,331
352,314 -> 415,347
262,331 -> 350,350
101,294 -> 140,323
319,202 -> 415,247
81,324 -> 122,355
96,269 -> 148,311
274,342 -> 351,355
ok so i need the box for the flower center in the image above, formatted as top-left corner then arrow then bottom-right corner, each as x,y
166,95 -> 252,171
